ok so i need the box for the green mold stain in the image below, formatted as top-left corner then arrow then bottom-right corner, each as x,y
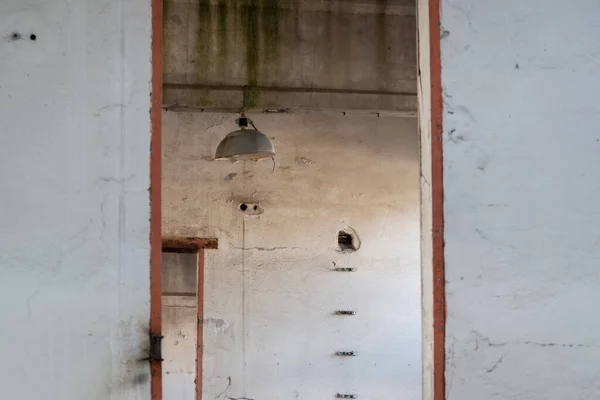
240,0 -> 260,107
196,0 -> 215,81
162,0 -> 172,76
260,0 -> 281,66
375,0 -> 390,89
217,0 -> 228,56
215,0 -> 230,75
190,0 -> 283,108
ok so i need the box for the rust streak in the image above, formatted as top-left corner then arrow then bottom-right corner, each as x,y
429,0 -> 446,399
162,237 -> 219,251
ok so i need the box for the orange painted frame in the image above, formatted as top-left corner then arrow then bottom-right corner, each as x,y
428,0 -> 446,399
150,0 -> 163,398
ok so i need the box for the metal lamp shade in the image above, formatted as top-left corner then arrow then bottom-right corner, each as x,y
214,128 -> 275,161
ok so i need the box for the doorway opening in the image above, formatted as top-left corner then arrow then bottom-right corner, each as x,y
150,0 -> 445,399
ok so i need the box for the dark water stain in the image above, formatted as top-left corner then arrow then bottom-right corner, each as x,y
260,0 -> 281,73
217,0 -> 229,57
292,0 -> 301,41
325,1 -> 334,79
376,0 -> 390,90
240,0 -> 260,106
196,0 -> 215,81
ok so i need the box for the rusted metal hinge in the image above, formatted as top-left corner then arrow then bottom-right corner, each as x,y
146,334 -> 164,362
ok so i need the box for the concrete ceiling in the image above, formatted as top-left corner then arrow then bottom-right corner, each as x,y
163,0 -> 418,116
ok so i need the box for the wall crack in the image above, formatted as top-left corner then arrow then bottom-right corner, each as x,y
486,356 -> 503,373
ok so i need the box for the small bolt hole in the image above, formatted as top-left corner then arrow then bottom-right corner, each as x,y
253,205 -> 258,210
30,34 -> 36,41
240,203 -> 248,211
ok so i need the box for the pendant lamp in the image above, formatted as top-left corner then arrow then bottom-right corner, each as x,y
214,87 -> 275,161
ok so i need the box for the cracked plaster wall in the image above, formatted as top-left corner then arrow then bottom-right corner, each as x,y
0,0 -> 152,399
441,0 -> 600,399
162,111 -> 421,399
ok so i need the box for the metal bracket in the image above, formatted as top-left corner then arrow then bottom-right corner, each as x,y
334,310 -> 356,315
146,334 -> 164,362
335,351 -> 358,357
333,267 -> 356,272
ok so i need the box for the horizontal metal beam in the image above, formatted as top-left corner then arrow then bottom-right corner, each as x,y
163,105 -> 417,119
163,83 -> 417,98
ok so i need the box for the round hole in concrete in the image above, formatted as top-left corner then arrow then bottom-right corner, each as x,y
240,203 -> 248,211
337,227 -> 360,252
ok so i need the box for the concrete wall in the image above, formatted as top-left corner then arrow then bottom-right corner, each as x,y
163,0 -> 417,113
162,111 -> 421,398
440,1 -> 600,399
0,1 -> 152,399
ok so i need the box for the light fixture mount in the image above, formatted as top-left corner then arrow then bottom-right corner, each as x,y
236,115 -> 250,129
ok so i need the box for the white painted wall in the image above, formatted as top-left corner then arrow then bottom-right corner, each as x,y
163,112 -> 421,399
415,0 -> 436,398
441,1 -> 600,399
0,1 -> 152,399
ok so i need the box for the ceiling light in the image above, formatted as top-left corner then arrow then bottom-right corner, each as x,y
214,115 -> 275,161
214,86 -> 276,161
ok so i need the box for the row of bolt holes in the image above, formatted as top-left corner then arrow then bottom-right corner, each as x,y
335,239 -> 357,400
239,203 -> 258,212
12,33 -> 36,41
237,201 -> 357,398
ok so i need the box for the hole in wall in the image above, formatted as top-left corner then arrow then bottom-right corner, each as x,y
30,34 -> 36,41
338,232 -> 354,250
338,227 -> 360,252
239,202 -> 263,215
